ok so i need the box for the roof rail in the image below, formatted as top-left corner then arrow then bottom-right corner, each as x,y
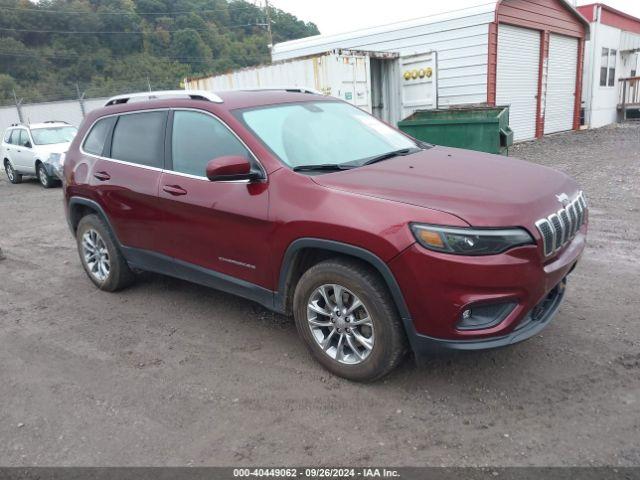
43,120 -> 70,124
104,90 -> 223,107
238,86 -> 324,95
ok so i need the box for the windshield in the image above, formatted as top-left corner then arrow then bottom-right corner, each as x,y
30,126 -> 77,145
239,101 -> 418,168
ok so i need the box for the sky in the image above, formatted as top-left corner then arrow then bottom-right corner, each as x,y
270,0 -> 640,36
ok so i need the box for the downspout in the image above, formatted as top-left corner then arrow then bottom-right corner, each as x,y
588,4 -> 601,126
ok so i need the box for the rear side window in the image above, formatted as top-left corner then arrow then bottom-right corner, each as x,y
83,117 -> 116,156
111,111 -> 167,167
18,130 -> 31,147
3,130 -> 12,143
171,110 -> 249,177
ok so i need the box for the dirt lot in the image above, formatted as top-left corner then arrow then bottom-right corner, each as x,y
0,125 -> 639,467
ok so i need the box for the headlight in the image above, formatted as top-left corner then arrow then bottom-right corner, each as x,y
410,223 -> 534,255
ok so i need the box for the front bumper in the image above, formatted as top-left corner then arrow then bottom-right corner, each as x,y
407,278 -> 566,355
43,160 -> 63,180
389,226 -> 586,356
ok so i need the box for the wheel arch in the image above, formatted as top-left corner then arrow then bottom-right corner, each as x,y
276,238 -> 412,323
68,197 -> 120,245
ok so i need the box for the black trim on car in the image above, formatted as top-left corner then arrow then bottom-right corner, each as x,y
275,238 -> 420,351
68,197 -> 118,235
121,247 -> 274,310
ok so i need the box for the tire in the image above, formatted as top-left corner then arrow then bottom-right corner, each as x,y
76,214 -> 135,292
4,160 -> 22,184
293,258 -> 407,382
37,163 -> 56,188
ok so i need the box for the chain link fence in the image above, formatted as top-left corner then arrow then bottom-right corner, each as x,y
0,80 -> 178,132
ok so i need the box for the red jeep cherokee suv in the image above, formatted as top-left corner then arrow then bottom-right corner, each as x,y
63,89 -> 587,381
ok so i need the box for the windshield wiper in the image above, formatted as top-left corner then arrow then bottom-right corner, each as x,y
361,147 -> 421,166
292,163 -> 354,172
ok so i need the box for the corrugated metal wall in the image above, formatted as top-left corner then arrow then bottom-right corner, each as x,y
272,4 -> 497,107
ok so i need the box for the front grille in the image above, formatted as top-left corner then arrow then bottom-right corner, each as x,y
535,192 -> 587,257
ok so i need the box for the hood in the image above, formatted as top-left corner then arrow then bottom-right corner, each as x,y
35,142 -> 71,158
311,146 -> 579,228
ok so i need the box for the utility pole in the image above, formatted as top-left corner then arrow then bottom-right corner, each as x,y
147,76 -> 152,92
264,0 -> 274,53
76,82 -> 86,117
12,89 -> 23,124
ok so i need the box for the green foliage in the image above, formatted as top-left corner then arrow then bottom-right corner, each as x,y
0,0 -> 319,105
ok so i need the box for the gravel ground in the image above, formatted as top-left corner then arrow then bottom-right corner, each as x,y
0,125 -> 639,467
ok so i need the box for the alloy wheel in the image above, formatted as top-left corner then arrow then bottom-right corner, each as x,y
81,229 -> 111,282
5,163 -> 14,182
38,166 -> 48,186
306,284 -> 374,365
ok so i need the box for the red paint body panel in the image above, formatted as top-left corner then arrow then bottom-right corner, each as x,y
64,92 -> 588,347
310,146 -> 578,230
156,173 -> 272,287
390,227 -> 586,339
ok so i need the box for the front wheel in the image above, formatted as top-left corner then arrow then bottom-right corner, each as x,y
293,259 -> 407,382
37,163 -> 56,188
4,161 -> 22,184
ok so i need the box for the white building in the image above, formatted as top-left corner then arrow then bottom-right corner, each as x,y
272,0 -> 589,141
578,3 -> 640,128
187,1 -> 589,142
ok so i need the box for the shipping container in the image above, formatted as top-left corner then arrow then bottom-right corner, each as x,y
184,49 -> 438,126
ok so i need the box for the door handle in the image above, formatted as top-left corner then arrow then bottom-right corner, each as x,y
162,185 -> 187,196
93,171 -> 111,181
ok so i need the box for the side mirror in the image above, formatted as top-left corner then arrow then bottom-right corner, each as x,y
205,156 -> 261,182
24,142 -> 32,149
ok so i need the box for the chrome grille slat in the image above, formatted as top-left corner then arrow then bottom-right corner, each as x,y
548,214 -> 562,251
535,191 -> 587,257
558,210 -> 570,244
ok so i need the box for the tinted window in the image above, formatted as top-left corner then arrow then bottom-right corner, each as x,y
171,111 -> 249,177
83,117 -> 116,156
111,111 -> 166,167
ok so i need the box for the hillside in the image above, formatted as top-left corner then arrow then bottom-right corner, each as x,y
0,0 -> 319,105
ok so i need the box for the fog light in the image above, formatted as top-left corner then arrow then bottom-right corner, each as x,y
457,302 -> 517,331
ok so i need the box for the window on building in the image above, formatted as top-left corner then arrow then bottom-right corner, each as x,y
608,49 -> 617,87
600,47 -> 617,87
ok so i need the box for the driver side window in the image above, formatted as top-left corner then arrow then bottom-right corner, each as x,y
171,110 -> 250,177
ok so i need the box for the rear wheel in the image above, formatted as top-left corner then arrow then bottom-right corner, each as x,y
76,214 -> 135,292
37,163 -> 55,188
293,259 -> 406,382
4,160 -> 22,184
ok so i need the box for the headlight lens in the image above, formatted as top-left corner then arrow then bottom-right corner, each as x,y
410,223 -> 534,255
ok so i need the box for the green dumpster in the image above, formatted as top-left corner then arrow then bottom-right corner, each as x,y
397,106 -> 513,155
